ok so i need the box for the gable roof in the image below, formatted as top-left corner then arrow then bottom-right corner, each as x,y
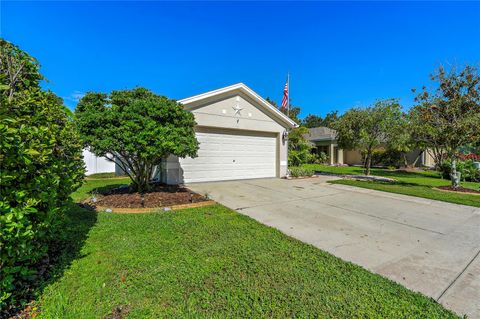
178,83 -> 298,128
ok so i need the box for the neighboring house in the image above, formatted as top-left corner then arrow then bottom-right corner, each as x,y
304,127 -> 436,167
82,83 -> 297,183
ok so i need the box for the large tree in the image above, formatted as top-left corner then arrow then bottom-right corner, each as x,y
332,99 -> 405,175
410,65 -> 480,188
75,88 -> 199,193
302,110 -> 339,128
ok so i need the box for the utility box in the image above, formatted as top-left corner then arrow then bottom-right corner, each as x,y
473,162 -> 480,169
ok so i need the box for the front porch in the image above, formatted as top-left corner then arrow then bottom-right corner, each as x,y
312,141 -> 344,165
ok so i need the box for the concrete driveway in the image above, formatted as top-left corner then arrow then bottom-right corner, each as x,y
188,177 -> 480,318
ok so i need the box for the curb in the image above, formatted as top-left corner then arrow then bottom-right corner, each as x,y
95,200 -> 217,214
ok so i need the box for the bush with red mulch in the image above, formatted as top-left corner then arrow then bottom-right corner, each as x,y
88,184 -> 207,208
437,185 -> 480,194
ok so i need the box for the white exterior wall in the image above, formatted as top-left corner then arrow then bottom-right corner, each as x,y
163,91 -> 291,184
82,149 -> 116,176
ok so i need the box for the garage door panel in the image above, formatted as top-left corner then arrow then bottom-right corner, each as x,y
183,152 -> 275,162
180,130 -> 277,183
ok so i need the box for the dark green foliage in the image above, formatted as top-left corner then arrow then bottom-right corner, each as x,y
302,114 -> 323,128
303,110 -> 339,128
75,88 -> 199,192
0,40 -> 84,311
332,99 -> 405,175
439,159 -> 480,182
0,39 -> 43,102
287,127 -> 314,166
313,151 -> 328,164
410,65 -> 480,186
367,148 -> 403,168
36,182 -> 459,317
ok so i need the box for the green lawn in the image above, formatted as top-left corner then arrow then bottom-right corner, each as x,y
86,172 -> 119,179
34,178 -> 459,318
303,164 -> 480,208
71,176 -> 130,202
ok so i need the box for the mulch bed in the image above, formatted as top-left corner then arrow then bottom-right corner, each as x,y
436,186 -> 480,195
88,184 -> 207,208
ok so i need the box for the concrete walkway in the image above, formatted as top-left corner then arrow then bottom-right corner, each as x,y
188,177 -> 480,318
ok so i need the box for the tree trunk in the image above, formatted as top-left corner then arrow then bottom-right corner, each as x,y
411,152 -> 421,167
450,157 -> 461,189
403,154 -> 408,168
364,151 -> 372,176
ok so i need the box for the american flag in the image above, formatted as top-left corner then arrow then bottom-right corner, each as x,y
281,77 -> 289,110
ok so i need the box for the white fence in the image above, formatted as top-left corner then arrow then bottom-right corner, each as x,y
82,149 -> 116,176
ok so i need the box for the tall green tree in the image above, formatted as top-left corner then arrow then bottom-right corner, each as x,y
302,111 -> 339,128
302,114 -> 323,128
0,39 -> 43,102
322,110 -> 339,128
75,88 -> 199,193
0,39 -> 84,311
332,99 -> 405,175
410,65 -> 480,188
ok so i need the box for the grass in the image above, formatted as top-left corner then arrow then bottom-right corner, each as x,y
72,177 -> 130,202
303,164 -> 480,208
34,178 -> 459,318
86,172 -> 122,179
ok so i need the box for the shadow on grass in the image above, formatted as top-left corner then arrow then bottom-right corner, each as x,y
47,204 -> 97,280
92,183 -> 129,195
5,203 -> 97,317
27,204 -> 98,310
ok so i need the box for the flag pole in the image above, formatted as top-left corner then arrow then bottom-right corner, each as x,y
287,72 -> 290,117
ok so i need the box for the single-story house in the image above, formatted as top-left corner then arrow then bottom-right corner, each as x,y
304,126 -> 436,167
83,83 -> 298,183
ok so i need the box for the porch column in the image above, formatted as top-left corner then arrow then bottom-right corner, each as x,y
337,148 -> 344,165
329,143 -> 335,165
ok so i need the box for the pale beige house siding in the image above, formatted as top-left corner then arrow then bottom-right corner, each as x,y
161,85 -> 294,184
344,150 -> 363,165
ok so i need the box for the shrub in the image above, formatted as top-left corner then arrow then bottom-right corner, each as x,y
362,148 -> 403,168
312,152 -> 328,164
0,40 -> 84,312
289,167 -> 314,177
288,127 -> 314,167
440,159 -> 480,182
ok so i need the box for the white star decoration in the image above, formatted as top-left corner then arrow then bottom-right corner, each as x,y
232,105 -> 243,116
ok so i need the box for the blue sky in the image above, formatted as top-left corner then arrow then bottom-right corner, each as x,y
2,1 -> 479,117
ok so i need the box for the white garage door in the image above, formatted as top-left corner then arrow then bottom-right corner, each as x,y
180,130 -> 277,183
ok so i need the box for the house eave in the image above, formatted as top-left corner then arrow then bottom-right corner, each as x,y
178,83 -> 298,129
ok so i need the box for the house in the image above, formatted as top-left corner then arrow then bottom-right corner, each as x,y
304,126 -> 436,167
162,83 -> 297,183
83,83 -> 298,183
